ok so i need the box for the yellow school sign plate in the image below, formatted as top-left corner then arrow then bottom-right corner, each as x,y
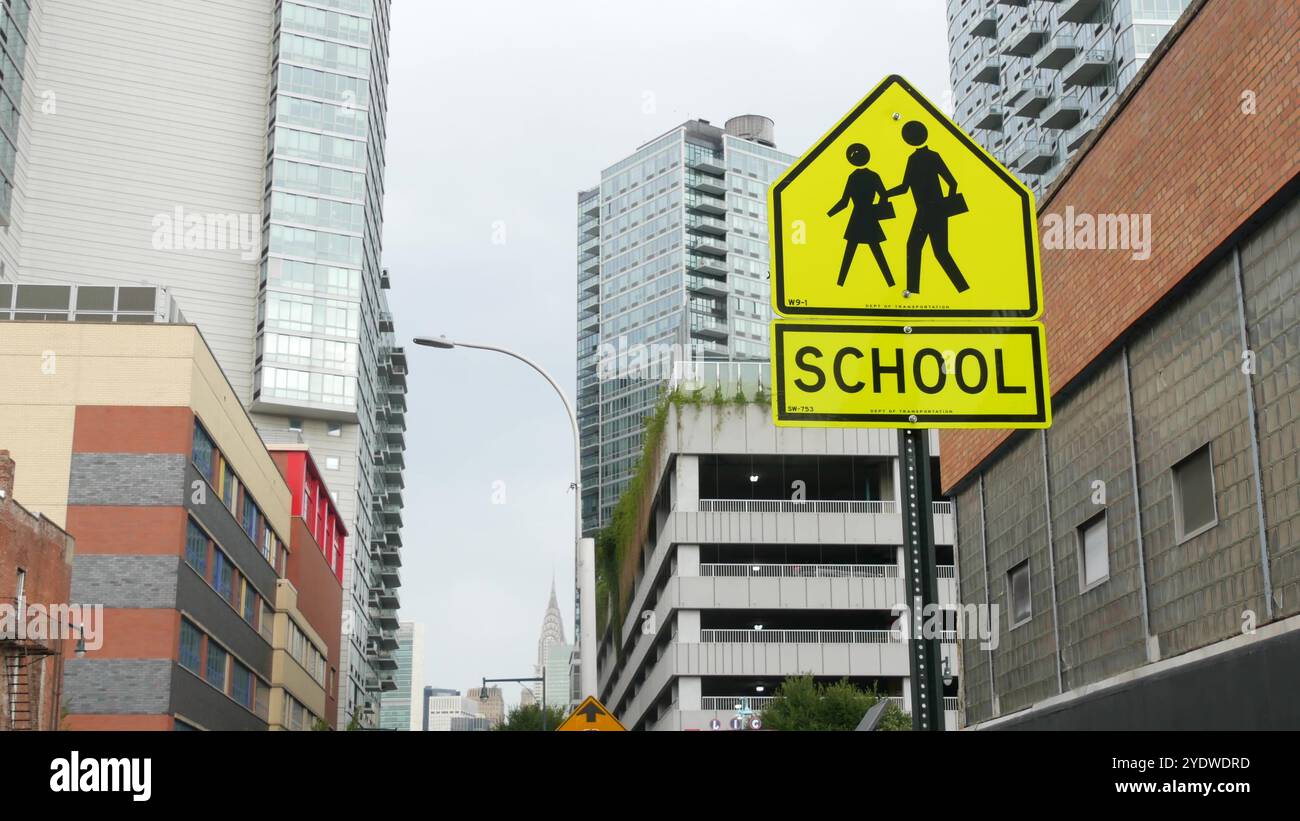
557,696 -> 627,731
772,321 -> 1051,429
770,75 -> 1042,320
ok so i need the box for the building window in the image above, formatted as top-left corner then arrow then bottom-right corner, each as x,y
1078,512 -> 1109,590
288,418 -> 304,432
1173,444 -> 1217,542
1007,560 -> 1031,627
327,422 -> 342,437
229,660 -> 254,709
185,519 -> 209,577
191,421 -> 215,479
212,550 -> 236,604
179,619 -> 203,672
325,456 -> 340,470
205,642 -> 228,689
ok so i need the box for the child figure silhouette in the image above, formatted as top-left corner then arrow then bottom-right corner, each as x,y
827,143 -> 895,288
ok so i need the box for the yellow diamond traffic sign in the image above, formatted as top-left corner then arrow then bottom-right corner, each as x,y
771,319 -> 1051,429
556,696 -> 626,731
770,75 -> 1042,320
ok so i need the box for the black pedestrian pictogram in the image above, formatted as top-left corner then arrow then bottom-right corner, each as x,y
886,121 -> 970,295
827,143 -> 895,288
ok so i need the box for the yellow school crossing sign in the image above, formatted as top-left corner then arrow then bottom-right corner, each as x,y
770,75 -> 1042,319
773,321 -> 1050,428
769,75 -> 1050,430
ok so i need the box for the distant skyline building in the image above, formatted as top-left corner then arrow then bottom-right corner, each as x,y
381,622 -> 424,731
530,581 -> 573,709
576,116 -> 796,536
471,685 -> 505,728
424,688 -> 488,732
944,0 -> 1192,195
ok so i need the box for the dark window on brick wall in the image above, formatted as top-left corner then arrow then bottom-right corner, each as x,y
1172,444 -> 1217,542
1008,560 -> 1032,626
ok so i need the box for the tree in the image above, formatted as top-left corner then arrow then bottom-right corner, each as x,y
495,703 -> 566,731
760,674 -> 911,731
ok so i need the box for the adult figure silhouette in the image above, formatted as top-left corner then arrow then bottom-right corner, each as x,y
887,121 -> 969,295
827,143 -> 895,288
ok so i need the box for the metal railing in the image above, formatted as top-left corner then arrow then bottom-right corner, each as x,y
697,499 -> 955,515
700,696 -> 775,710
699,629 -> 958,644
699,563 -> 955,579
700,563 -> 899,579
698,499 -> 897,514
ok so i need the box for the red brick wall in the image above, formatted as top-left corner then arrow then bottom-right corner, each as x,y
286,517 -> 343,729
941,0 -> 1300,492
71,406 -> 193,454
0,451 -> 76,730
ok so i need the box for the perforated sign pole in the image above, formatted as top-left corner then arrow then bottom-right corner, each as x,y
899,428 -> 945,732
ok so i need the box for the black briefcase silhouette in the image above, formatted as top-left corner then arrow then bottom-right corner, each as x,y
873,201 -> 896,220
938,193 -> 968,217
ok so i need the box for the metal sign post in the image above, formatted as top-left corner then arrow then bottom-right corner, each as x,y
899,428 -> 944,732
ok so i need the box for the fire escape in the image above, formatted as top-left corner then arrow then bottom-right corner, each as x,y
1,597 -> 59,731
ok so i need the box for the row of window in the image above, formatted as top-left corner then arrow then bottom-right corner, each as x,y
185,518 -> 276,644
282,693 -> 320,731
179,619 -> 271,719
1006,443 -> 1218,627
287,621 -> 328,686
191,421 -> 285,573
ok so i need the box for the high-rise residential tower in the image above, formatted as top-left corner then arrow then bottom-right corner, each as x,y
945,0 -> 1192,195
2,1 -> 406,728
576,116 -> 795,536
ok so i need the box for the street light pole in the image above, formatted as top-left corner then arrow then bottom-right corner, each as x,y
416,335 -> 598,704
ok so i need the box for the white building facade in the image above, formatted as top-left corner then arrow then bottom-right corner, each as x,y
598,365 -> 959,731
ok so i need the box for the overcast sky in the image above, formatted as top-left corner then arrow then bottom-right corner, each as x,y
381,0 -> 953,707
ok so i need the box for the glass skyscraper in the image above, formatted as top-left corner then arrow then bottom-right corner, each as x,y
252,0 -> 406,729
945,0 -> 1192,195
0,0 -> 29,225
380,622 -> 424,731
577,116 -> 795,534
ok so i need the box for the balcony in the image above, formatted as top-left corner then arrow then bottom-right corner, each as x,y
1062,46 -> 1113,88
687,214 -> 728,236
686,193 -> 726,216
1010,80 -> 1054,118
1059,0 -> 1105,24
1064,110 -> 1102,151
971,55 -> 1000,84
380,544 -> 402,567
378,608 -> 399,630
687,254 -> 728,277
380,629 -> 400,651
380,563 -> 400,589
581,198 -> 600,218
689,156 -> 726,176
1014,135 -> 1057,174
378,311 -> 394,333
971,11 -> 998,38
364,675 -> 382,693
687,235 -> 727,258
972,102 -> 1005,131
689,312 -> 728,340
688,172 -> 727,196
1002,17 -> 1047,57
1035,33 -> 1078,70
1040,94 -> 1082,129
687,275 -> 728,297
381,503 -> 402,528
